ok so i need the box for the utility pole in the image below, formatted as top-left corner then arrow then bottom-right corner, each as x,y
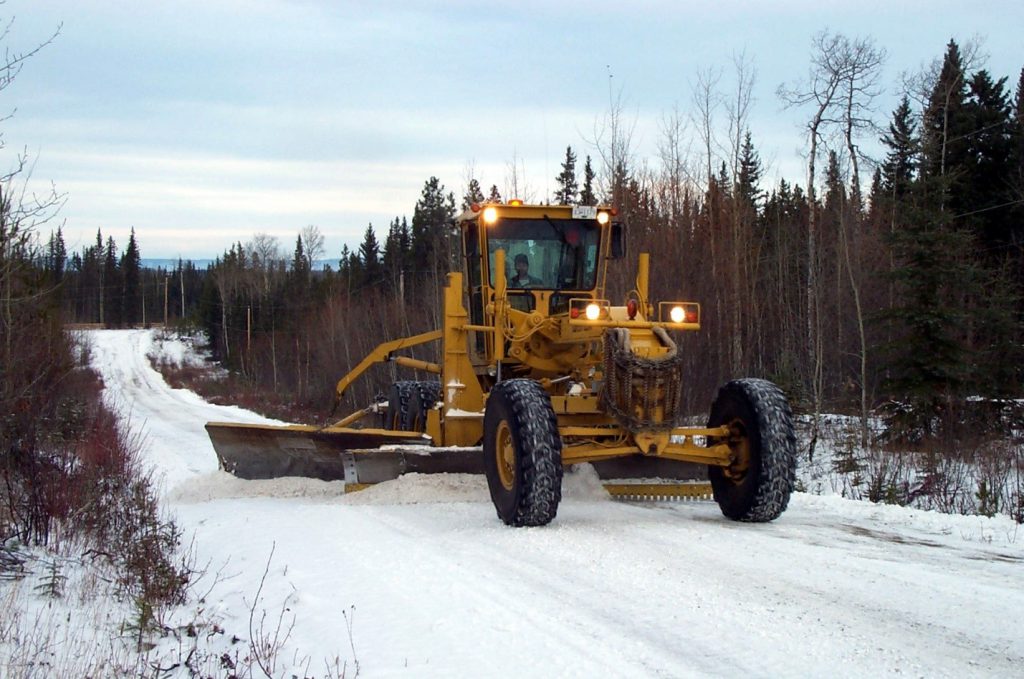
164,273 -> 169,327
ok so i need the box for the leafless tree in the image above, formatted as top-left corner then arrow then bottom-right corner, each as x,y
727,51 -> 757,371
656,104 -> 696,227
0,10 -> 63,372
690,66 -> 724,326
300,224 -> 324,270
837,36 -> 886,447
246,232 -> 283,295
589,68 -> 637,207
778,30 -> 853,457
691,66 -> 724,189
779,30 -> 887,453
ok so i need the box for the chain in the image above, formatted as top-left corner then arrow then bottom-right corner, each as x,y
601,327 -> 685,433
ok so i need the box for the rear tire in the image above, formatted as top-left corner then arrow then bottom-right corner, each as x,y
483,379 -> 563,527
384,381 -> 418,431
408,381 -> 441,433
707,378 -> 796,522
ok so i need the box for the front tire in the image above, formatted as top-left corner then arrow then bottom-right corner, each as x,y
483,379 -> 563,527
707,378 -> 796,522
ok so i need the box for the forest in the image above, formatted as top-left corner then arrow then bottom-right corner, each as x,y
12,36 -> 1024,453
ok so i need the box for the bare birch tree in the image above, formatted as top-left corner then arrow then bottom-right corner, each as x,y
727,51 -> 757,371
590,69 -> 637,208
837,37 -> 886,447
300,224 -> 325,271
778,30 -> 849,458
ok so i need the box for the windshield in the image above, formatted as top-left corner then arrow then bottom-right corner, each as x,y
486,218 -> 600,290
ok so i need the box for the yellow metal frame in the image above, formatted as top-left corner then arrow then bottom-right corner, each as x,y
323,202 -> 739,471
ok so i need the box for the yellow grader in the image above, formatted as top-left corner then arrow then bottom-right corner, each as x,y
207,202 -> 796,526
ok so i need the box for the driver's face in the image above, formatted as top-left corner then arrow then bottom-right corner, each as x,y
516,260 -> 528,275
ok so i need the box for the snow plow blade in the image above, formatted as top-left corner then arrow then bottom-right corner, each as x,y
207,423 -> 711,500
205,422 -> 484,484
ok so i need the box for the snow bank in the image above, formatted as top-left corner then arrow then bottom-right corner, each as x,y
168,470 -> 346,503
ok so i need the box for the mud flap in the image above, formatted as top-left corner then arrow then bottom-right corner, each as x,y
206,422 -> 484,484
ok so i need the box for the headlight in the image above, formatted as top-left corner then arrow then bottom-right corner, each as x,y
596,211 -> 610,225
483,206 -> 498,224
669,305 -> 686,324
585,303 -> 601,321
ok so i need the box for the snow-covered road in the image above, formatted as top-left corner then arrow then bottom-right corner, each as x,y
90,329 -> 1024,677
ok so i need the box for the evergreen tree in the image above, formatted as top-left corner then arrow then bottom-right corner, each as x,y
962,70 -> 1014,256
410,177 -> 456,278
93,230 -> 104,324
46,227 -> 66,284
553,145 -> 579,205
290,235 -> 310,289
358,223 -> 383,288
883,186 -> 973,435
823,150 -> 846,216
461,178 -> 485,211
103,236 -> 122,328
1009,68 -> 1024,276
881,96 -> 919,199
736,132 -> 763,209
120,228 -> 141,325
487,184 -> 502,203
921,40 -> 971,205
579,155 -> 596,206
1013,68 -> 1024,181
382,216 -> 411,290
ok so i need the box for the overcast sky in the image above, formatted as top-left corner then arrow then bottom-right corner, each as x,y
4,0 -> 1022,260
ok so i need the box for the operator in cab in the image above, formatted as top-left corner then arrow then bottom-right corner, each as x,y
509,253 -> 543,288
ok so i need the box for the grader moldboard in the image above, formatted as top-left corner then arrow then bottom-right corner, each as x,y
207,202 -> 797,526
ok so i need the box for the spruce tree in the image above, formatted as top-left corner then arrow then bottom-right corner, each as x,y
290,235 -> 310,290
120,228 -> 141,325
410,177 -> 456,279
487,184 -> 502,203
382,216 -> 411,290
1013,68 -> 1024,181
962,70 -> 1013,256
461,178 -> 485,211
48,228 -> 66,280
358,223 -> 383,289
881,163 -> 986,438
553,145 -> 578,205
103,236 -> 123,328
736,132 -> 763,209
1009,68 -> 1024,283
921,40 -> 971,206
881,96 -> 918,199
579,155 -> 596,206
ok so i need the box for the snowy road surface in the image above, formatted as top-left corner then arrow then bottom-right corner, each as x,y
89,329 -> 1024,678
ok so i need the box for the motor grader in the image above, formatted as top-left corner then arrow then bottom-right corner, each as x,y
207,202 -> 796,526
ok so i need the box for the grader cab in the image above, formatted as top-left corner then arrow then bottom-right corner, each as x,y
207,202 -> 796,526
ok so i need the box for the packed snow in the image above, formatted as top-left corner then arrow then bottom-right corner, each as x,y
10,329 -> 1024,677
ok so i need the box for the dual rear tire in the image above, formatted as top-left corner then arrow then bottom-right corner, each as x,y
384,380 -> 441,433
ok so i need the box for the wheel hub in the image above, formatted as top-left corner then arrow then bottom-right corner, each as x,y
495,421 -> 516,490
723,418 -> 751,483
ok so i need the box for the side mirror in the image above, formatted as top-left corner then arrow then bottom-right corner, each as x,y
610,222 -> 626,259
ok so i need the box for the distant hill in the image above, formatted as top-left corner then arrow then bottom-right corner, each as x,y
141,258 -> 337,271
141,258 -> 215,270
